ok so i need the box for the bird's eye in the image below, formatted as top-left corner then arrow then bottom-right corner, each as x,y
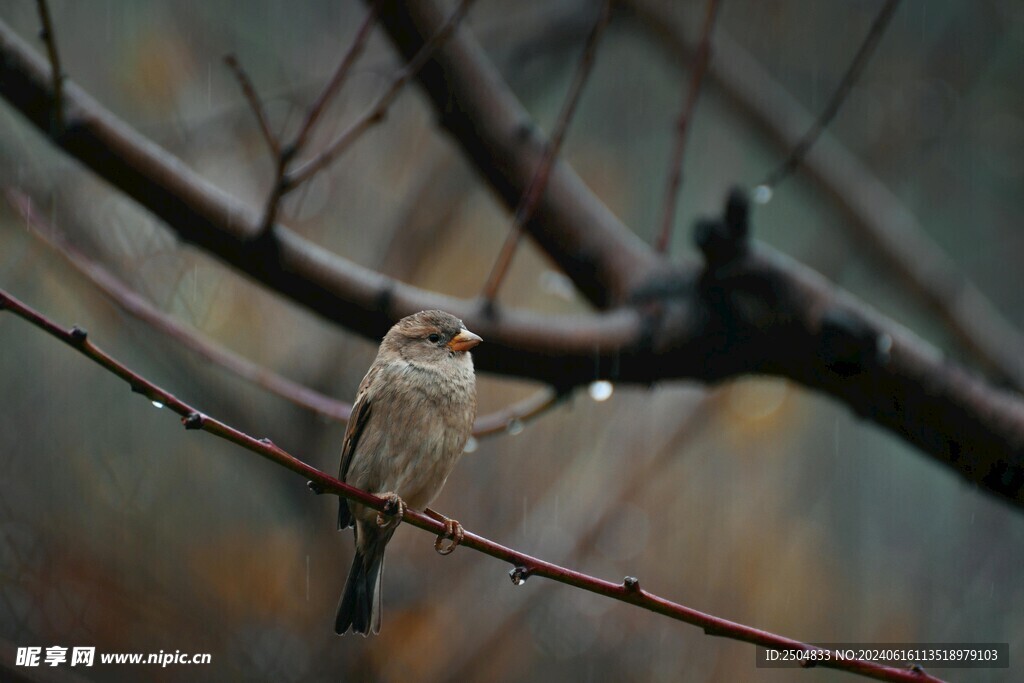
428,333 -> 441,344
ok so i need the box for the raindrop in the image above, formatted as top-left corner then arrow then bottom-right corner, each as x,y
509,566 -> 530,586
463,436 -> 478,454
752,184 -> 773,204
588,380 -> 613,402
151,400 -> 164,409
506,418 -> 524,436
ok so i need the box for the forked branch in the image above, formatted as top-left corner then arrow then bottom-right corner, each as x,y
284,0 -> 476,189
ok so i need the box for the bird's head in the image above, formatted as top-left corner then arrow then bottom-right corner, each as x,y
382,310 -> 482,364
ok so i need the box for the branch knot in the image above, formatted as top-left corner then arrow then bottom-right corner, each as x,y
182,412 -> 204,430
694,187 -> 750,268
819,308 -> 891,377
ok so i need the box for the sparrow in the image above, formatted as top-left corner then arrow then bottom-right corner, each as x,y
335,310 -> 481,636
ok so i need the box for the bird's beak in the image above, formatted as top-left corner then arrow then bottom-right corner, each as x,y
447,328 -> 482,352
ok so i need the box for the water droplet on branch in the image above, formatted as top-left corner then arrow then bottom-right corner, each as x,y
588,380 -> 613,402
509,566 -> 530,586
151,400 -> 164,409
506,418 -> 524,436
752,185 -> 773,204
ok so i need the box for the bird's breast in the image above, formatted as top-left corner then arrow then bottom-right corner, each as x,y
349,360 -> 475,511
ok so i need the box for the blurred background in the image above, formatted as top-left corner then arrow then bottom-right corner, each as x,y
1,0 -> 1022,681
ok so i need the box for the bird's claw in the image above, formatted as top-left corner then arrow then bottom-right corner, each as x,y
434,519 -> 464,555
376,492 -> 406,530
431,513 -> 464,556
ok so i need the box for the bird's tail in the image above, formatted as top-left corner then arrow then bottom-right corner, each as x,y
335,535 -> 387,636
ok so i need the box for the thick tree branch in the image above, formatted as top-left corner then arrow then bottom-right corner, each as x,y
370,0 -> 662,306
367,3 -> 1024,505
626,0 -> 1024,394
1,11 -> 1024,508
0,18 -> 640,370
0,289 -> 945,683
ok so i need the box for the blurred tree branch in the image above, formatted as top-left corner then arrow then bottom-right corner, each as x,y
0,289 -> 945,683
372,2 -> 1024,506
6,188 -> 561,438
624,0 -> 1024,394
0,6 -> 1023,507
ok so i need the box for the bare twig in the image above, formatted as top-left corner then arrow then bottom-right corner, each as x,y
479,0 -> 612,303
33,0 -> 63,133
654,0 -> 721,254
285,0 -> 476,189
223,55 -> 280,158
290,1 -> 380,160
757,0 -> 902,191
258,1 -> 380,233
0,289 -> 945,683
472,388 -> 562,437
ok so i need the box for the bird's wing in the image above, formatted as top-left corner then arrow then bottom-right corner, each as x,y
337,364 -> 378,530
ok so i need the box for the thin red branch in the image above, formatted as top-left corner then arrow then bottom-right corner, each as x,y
0,288 -> 945,683
757,0 -> 902,190
479,0 -> 612,302
448,234 -> 852,679
223,54 -> 280,158
446,391 -> 725,683
33,0 -> 63,133
654,0 -> 721,254
285,0 -> 476,189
